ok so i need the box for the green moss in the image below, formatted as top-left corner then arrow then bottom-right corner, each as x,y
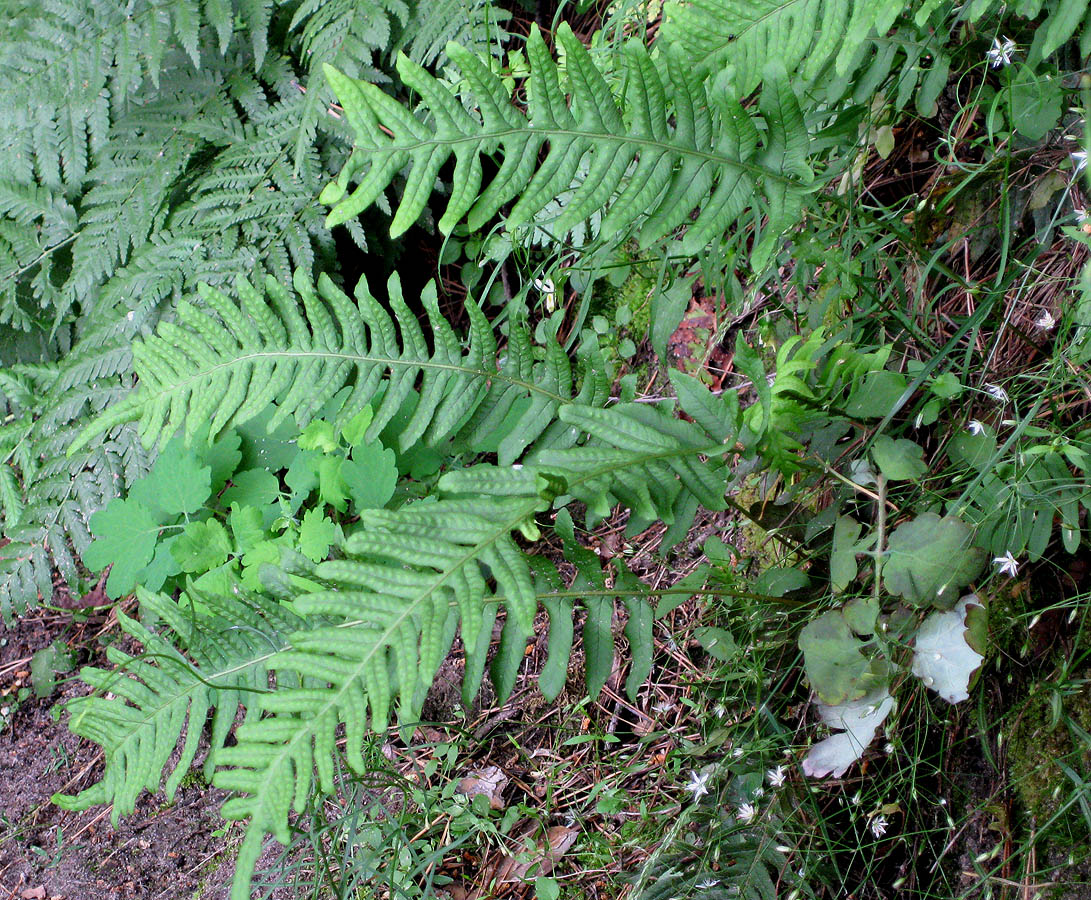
733,474 -> 805,573
1006,673 -> 1091,848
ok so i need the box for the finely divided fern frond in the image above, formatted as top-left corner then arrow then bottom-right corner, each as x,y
394,0 -> 511,67
70,268 -> 609,467
320,22 -> 814,258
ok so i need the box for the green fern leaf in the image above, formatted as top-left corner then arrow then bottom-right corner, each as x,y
321,23 -> 813,254
53,588 -> 297,819
661,0 -> 906,87
70,269 -> 607,467
394,0 -> 510,67
212,492 -> 547,900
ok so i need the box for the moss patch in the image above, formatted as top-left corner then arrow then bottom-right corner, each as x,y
1006,673 -> 1091,847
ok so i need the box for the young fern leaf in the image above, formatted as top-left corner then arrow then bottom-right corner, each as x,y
320,23 -> 813,254
70,269 -> 608,466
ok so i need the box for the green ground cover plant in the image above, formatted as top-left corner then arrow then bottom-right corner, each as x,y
4,1 -> 1091,898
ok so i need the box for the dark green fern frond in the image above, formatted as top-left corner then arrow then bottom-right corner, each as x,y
320,22 -> 814,259
53,588 -> 300,820
394,0 -> 510,67
71,268 -> 609,466
58,65 -> 233,321
286,0 -> 409,172
0,0 -> 273,196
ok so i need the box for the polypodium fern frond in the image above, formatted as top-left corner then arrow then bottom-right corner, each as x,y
660,0 -> 903,89
210,418 -> 730,898
209,490 -> 552,900
320,22 -> 814,258
70,268 -> 609,466
54,588 -> 300,820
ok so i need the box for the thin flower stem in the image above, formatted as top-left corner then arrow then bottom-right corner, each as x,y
873,473 -> 887,606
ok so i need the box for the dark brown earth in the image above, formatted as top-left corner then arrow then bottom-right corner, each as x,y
0,607 -> 261,900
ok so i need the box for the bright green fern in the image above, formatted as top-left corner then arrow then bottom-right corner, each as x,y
70,268 -> 609,466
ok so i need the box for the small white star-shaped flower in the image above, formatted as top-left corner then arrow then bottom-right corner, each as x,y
870,815 -> 890,838
736,802 -> 757,824
695,877 -> 719,889
984,383 -> 1009,403
651,700 -> 675,715
685,771 -> 712,800
767,765 -> 786,787
967,420 -> 986,436
1035,310 -> 1056,331
1073,150 -> 1089,174
986,36 -> 1017,67
993,551 -> 1019,577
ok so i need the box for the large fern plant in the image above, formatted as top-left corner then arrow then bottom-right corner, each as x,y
57,260 -> 753,898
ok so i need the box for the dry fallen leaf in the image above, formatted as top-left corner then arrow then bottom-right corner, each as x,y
495,825 -> 579,883
21,887 -> 46,900
456,765 -> 509,810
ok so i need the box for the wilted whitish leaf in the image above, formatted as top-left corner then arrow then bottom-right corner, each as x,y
911,596 -> 985,703
802,689 -> 895,779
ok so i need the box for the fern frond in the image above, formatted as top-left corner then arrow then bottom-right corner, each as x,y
70,269 -> 609,466
286,0 -> 409,172
320,23 -> 814,255
660,0 -> 905,88
394,0 -> 511,67
54,588 -> 299,819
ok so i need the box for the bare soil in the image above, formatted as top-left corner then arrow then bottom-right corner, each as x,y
0,607 -> 252,900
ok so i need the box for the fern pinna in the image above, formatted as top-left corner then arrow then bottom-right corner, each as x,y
60,265 -> 749,899
320,22 -> 814,263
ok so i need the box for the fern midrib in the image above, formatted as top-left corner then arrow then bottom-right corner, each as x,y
134,348 -> 571,407
362,126 -> 813,190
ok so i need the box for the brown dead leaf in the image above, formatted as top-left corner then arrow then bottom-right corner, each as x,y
21,887 -> 46,900
495,825 -> 579,883
456,765 -> 509,810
